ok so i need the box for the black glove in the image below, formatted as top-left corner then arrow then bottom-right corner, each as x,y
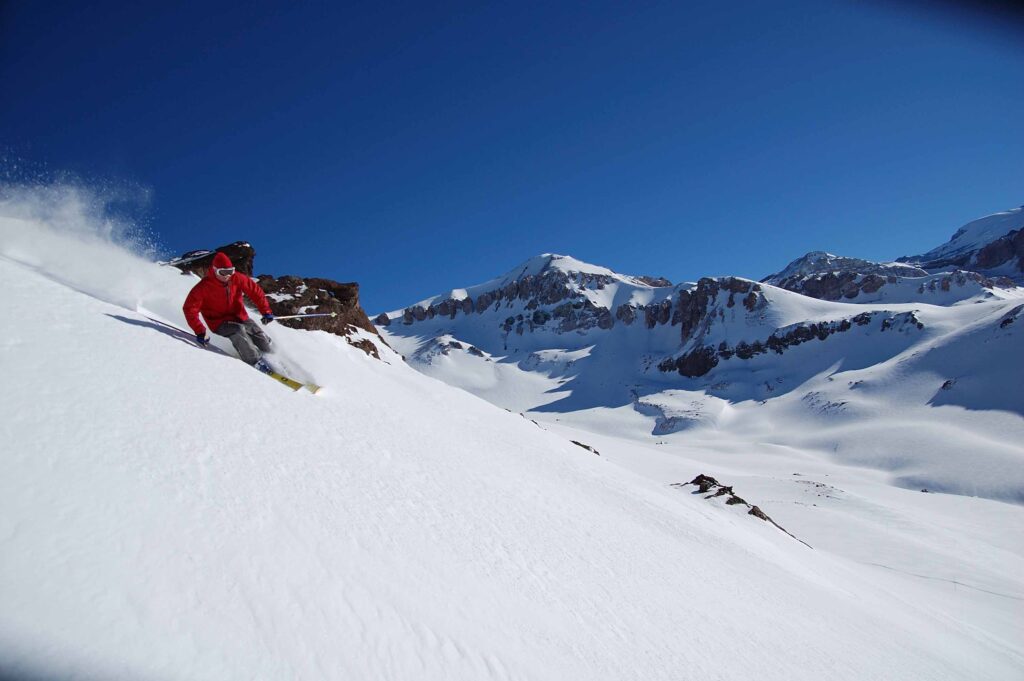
196,333 -> 210,347
261,314 -> 275,325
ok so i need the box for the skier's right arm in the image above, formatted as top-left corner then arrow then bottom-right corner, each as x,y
183,286 -> 208,337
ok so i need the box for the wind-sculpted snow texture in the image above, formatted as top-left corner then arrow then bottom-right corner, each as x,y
3,187 -> 1024,680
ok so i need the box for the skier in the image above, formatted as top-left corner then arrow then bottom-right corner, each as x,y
183,252 -> 277,373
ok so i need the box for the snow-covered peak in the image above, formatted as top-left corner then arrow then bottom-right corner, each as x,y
484,252 -> 670,292
760,245 -> 1021,304
908,206 -> 1024,264
388,253 -> 671,318
506,253 -> 616,279
764,251 -> 924,284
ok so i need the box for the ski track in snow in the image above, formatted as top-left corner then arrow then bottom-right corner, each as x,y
2,189 -> 1024,680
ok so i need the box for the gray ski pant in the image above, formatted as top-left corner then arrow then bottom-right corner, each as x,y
215,320 -> 272,365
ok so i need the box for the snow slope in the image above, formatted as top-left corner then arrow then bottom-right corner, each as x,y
2,187 -> 1024,680
909,206 -> 1024,264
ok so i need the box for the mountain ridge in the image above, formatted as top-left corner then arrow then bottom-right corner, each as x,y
378,205 -> 1024,505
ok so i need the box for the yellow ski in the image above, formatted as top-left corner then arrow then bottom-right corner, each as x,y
266,370 -> 321,394
267,371 -> 303,391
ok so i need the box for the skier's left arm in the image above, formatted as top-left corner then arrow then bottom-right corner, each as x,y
240,276 -> 273,317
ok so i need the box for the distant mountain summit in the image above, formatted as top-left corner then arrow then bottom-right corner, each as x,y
761,206 -> 1024,302
762,251 -> 928,302
898,206 -> 1024,281
378,206 -> 1024,436
761,249 -> 1012,304
765,251 -> 925,282
375,253 -> 675,335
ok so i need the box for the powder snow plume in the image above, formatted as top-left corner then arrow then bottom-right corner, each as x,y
0,180 -> 164,311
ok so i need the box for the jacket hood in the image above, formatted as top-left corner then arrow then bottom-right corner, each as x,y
206,252 -> 235,279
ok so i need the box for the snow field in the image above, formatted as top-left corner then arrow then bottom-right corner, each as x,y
2,187 -> 1023,679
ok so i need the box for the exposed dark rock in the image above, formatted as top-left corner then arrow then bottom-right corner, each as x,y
570,440 -> 601,456
674,279 -> 714,341
672,474 -> 811,547
999,304 -> 1023,328
660,346 -> 719,378
748,506 -> 770,521
614,303 -> 636,325
257,274 -> 388,358
660,310 -> 925,378
475,291 -> 494,313
171,241 -> 257,277
644,299 -> 674,328
860,274 -> 886,294
683,474 -> 721,494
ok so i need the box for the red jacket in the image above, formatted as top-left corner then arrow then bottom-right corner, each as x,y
183,252 -> 272,335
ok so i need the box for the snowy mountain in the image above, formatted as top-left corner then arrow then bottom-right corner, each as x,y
2,186 -> 1024,680
765,251 -> 926,282
761,208 -> 1024,303
375,253 -> 676,334
898,206 -> 1024,281
759,250 -> 1001,304
380,234 -> 1024,504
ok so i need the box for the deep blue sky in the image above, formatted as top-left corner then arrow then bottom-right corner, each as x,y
2,1 -> 1022,313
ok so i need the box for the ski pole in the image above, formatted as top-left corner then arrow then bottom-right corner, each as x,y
273,312 -> 339,320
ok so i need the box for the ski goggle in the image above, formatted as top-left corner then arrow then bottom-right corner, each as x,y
215,267 -> 236,277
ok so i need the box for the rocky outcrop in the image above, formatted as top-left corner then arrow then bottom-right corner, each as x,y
659,310 -> 924,378
570,440 -> 601,456
1000,304 -> 1024,329
660,346 -> 719,378
973,228 -> 1024,272
257,275 -> 388,358
672,474 -> 810,547
636,275 -> 673,288
171,241 -> 257,277
671,278 -> 765,344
